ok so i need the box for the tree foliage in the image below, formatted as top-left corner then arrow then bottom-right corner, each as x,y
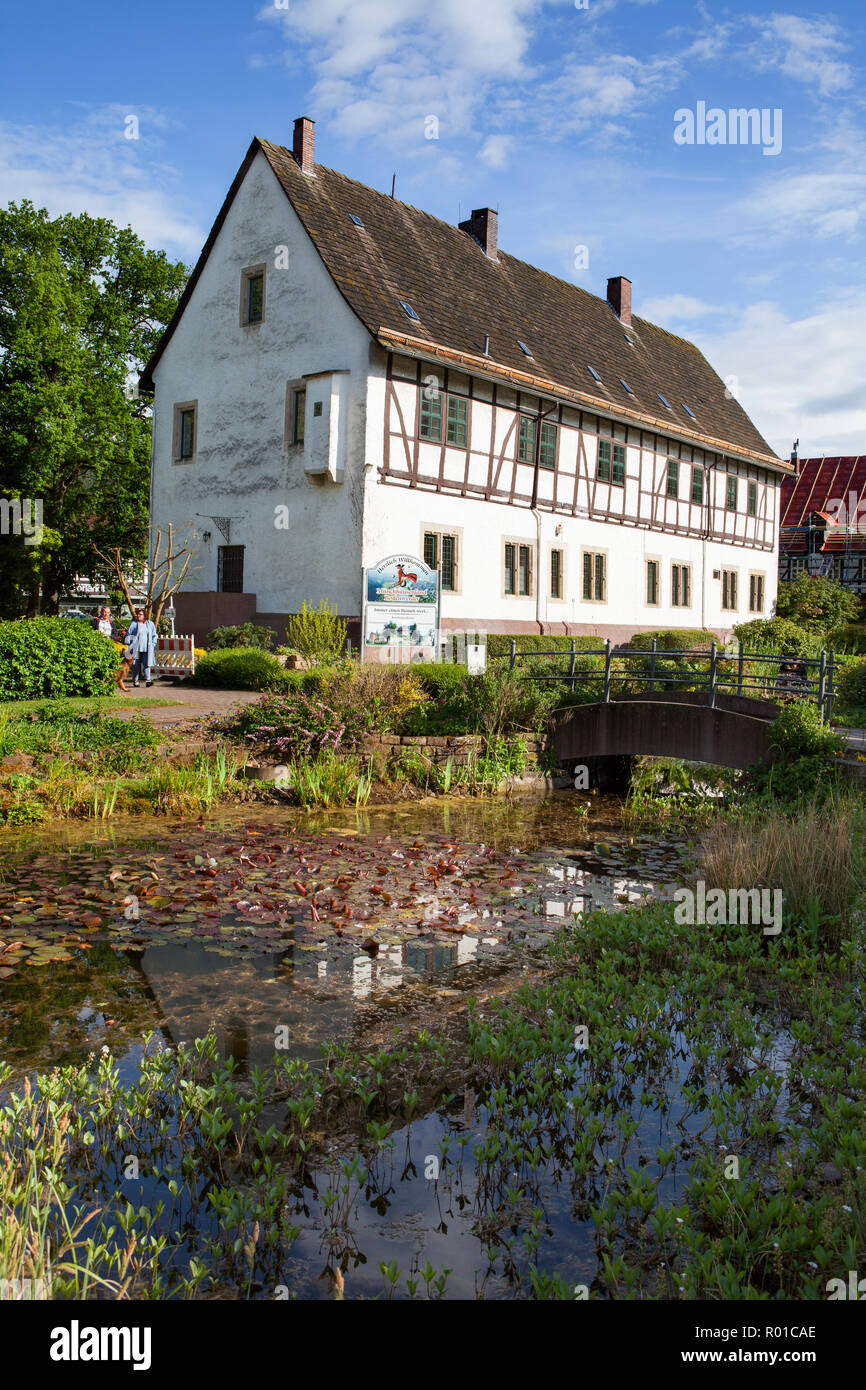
0,201 -> 187,616
775,574 -> 861,633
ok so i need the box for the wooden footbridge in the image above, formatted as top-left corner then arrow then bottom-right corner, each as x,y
507,640 -> 838,771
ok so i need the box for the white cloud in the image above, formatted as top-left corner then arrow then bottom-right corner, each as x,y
748,14 -> 853,97
641,293 -> 726,321
479,134 -> 515,169
697,292 -> 866,456
0,106 -> 204,257
731,167 -> 866,243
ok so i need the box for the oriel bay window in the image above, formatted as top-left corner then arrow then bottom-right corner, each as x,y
518,416 -> 558,469
597,439 -> 625,485
671,562 -> 691,608
504,541 -> 533,597
582,551 -> 606,602
423,530 -> 458,591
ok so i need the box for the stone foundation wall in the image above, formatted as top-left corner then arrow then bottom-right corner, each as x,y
355,733 -> 548,768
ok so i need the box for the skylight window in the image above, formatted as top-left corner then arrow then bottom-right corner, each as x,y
349,213 -> 364,227
682,403 -> 696,419
587,366 -> 602,383
400,301 -> 420,321
517,340 -> 533,357
658,393 -> 672,408
624,334 -> 634,345
620,379 -> 634,395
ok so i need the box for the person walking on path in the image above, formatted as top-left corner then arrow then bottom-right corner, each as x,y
93,606 -> 119,640
125,607 -> 158,688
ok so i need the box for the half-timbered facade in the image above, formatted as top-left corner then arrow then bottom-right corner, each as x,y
142,118 -> 791,645
779,455 -> 866,596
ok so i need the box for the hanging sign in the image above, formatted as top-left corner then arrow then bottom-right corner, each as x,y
362,553 -> 440,659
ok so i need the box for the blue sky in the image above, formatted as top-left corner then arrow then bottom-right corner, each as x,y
1,0 -> 864,457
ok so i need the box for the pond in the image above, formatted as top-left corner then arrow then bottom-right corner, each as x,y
4,794 -> 820,1301
0,795 -> 687,1083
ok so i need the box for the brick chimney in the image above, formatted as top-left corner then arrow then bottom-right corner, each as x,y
607,275 -> 632,327
459,208 -> 498,261
292,116 -> 315,176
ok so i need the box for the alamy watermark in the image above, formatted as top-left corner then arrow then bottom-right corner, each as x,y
0,497 -> 43,545
674,102 -> 782,157
674,880 -> 782,935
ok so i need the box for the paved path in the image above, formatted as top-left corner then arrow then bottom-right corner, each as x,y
113,682 -> 261,728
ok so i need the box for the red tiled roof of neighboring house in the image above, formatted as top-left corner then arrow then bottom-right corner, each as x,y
140,137 -> 786,471
780,457 -> 866,552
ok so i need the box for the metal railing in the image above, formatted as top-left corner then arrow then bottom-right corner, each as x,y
507,638 -> 837,722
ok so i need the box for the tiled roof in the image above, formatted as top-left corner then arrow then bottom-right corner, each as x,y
780,457 -> 866,552
141,137 -> 785,470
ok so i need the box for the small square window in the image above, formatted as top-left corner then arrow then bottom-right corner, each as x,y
313,401 -> 323,417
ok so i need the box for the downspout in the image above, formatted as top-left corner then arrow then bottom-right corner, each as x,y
530,397 -> 558,635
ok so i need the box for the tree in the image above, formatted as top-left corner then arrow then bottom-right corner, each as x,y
0,201 -> 188,616
95,524 -> 197,629
775,573 -> 861,633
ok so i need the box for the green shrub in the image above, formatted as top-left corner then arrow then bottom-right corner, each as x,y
732,617 -> 819,656
767,701 -> 844,761
218,691 -> 363,756
835,657 -> 866,713
0,617 -> 118,700
285,601 -> 347,664
189,647 -> 284,690
0,703 -> 158,757
205,623 -> 275,651
628,629 -> 717,652
271,667 -> 330,695
826,621 -> 866,655
775,574 -> 861,632
486,633 -> 602,659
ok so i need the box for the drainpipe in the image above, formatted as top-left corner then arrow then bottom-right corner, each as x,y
532,507 -> 544,632
530,398 -> 558,635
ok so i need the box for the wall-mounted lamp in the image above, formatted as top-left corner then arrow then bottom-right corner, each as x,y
202,530 -> 212,542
